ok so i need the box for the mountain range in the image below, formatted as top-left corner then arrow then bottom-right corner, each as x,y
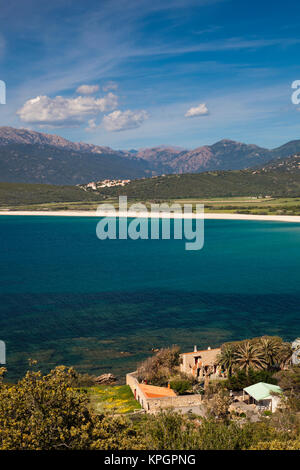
1,126 -> 300,184
1,154 -> 300,206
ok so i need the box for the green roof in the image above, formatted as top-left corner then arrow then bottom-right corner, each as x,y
243,382 -> 282,402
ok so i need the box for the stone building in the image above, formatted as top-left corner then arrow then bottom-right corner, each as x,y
180,346 -> 224,381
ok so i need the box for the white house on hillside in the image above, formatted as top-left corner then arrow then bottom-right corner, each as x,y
243,382 -> 282,412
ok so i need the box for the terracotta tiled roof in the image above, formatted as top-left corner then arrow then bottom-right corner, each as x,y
139,384 -> 177,399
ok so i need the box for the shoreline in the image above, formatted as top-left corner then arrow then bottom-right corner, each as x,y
1,210 -> 300,223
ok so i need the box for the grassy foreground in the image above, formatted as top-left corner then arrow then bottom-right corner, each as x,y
86,385 -> 141,415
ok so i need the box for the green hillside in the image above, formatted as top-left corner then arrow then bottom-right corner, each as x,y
0,182 -> 103,207
101,169 -> 300,199
1,155 -> 300,215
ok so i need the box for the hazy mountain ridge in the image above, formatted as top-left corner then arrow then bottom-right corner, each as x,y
0,143 -> 153,185
135,146 -> 185,166
134,139 -> 281,173
1,127 -> 300,184
0,126 -> 120,155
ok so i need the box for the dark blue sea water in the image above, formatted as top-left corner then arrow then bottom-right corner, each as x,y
1,216 -> 300,381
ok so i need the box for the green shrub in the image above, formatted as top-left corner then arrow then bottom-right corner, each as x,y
170,379 -> 192,395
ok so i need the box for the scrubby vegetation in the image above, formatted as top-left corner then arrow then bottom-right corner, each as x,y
0,366 -> 142,450
0,335 -> 298,450
1,181 -> 300,215
101,168 -> 300,199
136,346 -> 181,386
0,182 -> 104,207
0,363 -> 300,450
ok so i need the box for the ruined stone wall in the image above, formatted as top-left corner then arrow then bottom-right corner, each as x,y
147,394 -> 204,415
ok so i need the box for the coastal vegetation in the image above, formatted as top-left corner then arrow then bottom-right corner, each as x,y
0,182 -> 103,207
0,357 -> 300,450
0,365 -> 143,450
2,190 -> 300,217
2,183 -> 300,215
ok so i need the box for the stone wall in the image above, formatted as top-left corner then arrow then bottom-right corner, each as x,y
146,394 -> 204,415
126,372 -> 139,390
126,372 -> 149,410
126,371 -> 205,415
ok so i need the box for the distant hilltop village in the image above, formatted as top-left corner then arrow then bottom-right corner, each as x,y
78,179 -> 131,191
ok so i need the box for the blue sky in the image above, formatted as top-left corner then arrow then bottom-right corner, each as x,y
0,0 -> 300,149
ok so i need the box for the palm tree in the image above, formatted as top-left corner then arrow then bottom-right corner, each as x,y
217,345 -> 235,377
234,341 -> 267,372
257,337 -> 280,369
277,342 -> 293,369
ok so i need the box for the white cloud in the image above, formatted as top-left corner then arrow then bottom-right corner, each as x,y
76,84 -> 99,94
102,109 -> 149,132
87,118 -> 97,129
17,93 -> 118,126
185,103 -> 209,118
103,81 -> 118,92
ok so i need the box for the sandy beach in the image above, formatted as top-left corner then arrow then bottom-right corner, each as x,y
1,210 -> 300,222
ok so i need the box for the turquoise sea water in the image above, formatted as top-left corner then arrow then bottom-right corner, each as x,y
1,216 -> 300,381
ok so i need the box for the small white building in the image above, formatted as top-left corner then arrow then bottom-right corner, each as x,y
243,382 -> 282,412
